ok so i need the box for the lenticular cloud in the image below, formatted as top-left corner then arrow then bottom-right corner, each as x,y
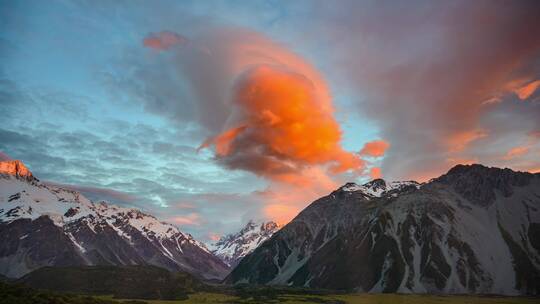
203,64 -> 363,182
141,27 -> 364,182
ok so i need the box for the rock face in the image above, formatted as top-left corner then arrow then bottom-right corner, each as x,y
0,161 -> 229,279
212,220 -> 279,267
226,164 -> 540,295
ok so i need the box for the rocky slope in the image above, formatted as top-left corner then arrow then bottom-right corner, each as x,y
226,165 -> 540,295
213,220 -> 279,267
0,160 -> 229,279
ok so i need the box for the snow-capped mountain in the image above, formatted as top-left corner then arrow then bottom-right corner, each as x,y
340,179 -> 420,197
212,220 -> 279,267
0,160 -> 229,279
226,164 -> 540,295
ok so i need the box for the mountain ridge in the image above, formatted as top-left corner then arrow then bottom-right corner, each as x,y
226,164 -> 540,295
0,160 -> 229,279
212,220 -> 280,267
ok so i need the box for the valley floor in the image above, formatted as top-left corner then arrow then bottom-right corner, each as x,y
100,293 -> 540,304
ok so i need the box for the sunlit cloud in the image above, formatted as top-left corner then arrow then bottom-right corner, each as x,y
208,232 -> 221,242
140,27 -> 369,225
514,80 -> 540,100
370,167 -> 382,179
502,146 -> 530,160
143,31 -> 188,50
446,129 -> 487,153
203,65 -> 363,180
360,140 -> 390,158
170,213 -> 201,226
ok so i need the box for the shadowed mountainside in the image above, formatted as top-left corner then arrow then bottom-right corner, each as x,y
227,164 -> 540,295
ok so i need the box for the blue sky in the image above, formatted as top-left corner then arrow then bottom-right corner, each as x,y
0,1 -> 379,241
1,0 -> 539,243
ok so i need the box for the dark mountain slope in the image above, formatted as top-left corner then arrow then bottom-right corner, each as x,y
226,165 -> 540,295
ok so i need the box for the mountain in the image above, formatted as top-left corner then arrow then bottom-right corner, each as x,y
0,160 -> 229,280
17,265 -> 203,300
212,220 -> 279,267
226,164 -> 540,295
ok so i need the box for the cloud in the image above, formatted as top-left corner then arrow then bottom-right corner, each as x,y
202,65 -> 363,181
360,140 -> 390,157
446,129 -> 487,153
253,165 -> 340,224
44,181 -> 138,205
263,203 -> 300,227
143,31 -> 188,50
169,213 -> 201,226
514,79 -> 540,100
370,167 -> 382,179
502,146 -> 530,160
208,232 -> 221,242
300,0 -> 540,180
140,28 -> 363,180
137,27 -> 366,225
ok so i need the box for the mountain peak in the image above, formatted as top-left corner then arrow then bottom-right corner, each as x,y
445,163 -> 489,175
339,179 -> 419,197
435,163 -> 537,207
0,160 -> 34,180
213,219 -> 280,267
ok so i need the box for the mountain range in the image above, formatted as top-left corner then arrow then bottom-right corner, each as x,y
2,159 -> 539,295
212,220 -> 279,267
0,160 -> 229,280
226,165 -> 540,295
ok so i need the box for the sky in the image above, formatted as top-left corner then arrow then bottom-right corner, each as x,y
1,0 -> 540,244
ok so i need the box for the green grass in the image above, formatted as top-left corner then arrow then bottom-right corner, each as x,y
18,265 -> 201,300
333,293 -> 540,304
7,282 -> 539,304
101,292 -> 540,304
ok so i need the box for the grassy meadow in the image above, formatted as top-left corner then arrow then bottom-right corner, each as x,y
3,279 -> 538,304
99,292 -> 540,304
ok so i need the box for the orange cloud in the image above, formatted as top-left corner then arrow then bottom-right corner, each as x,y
259,166 -> 339,224
370,167 -> 382,179
208,233 -> 221,242
263,204 -> 300,227
360,140 -> 390,157
446,129 -> 487,153
170,213 -> 201,226
202,65 -> 363,181
514,80 -> 540,100
502,146 -> 529,160
144,28 -> 366,226
198,126 -> 247,156
143,31 -> 187,50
